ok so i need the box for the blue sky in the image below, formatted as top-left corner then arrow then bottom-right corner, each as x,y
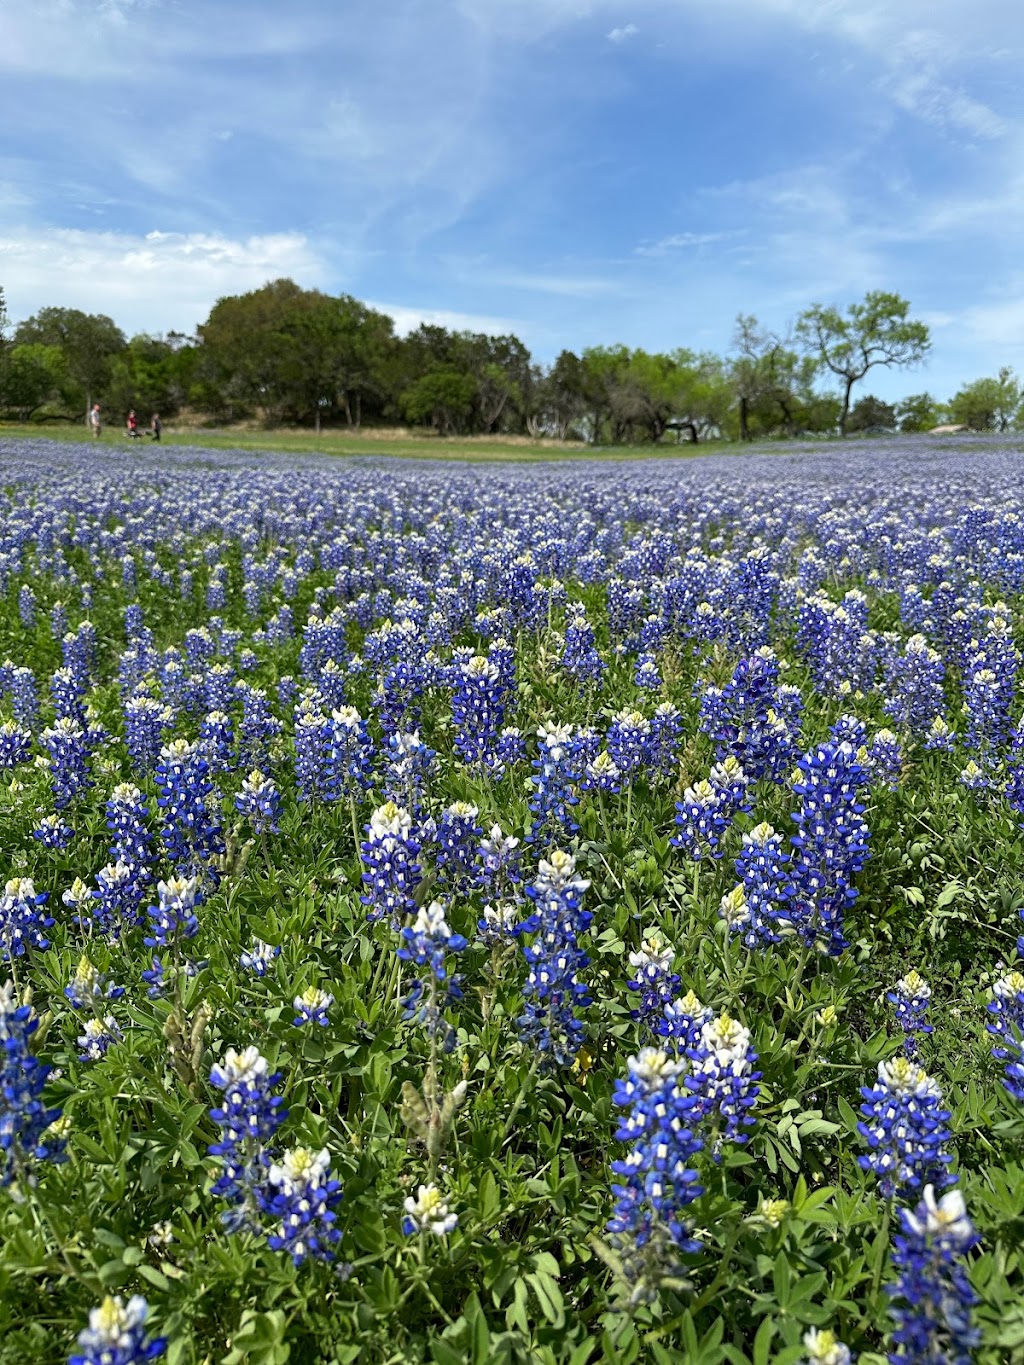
1,0 -> 1022,401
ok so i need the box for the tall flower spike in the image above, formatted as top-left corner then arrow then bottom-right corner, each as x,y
887,1185 -> 980,1365
265,1146 -> 343,1265
208,1046 -> 287,1232
888,970 -> 933,1059
857,1057 -> 953,1199
986,968 -> 1024,1102
606,1048 -> 704,1305
360,801 -> 422,927
0,980 -> 66,1191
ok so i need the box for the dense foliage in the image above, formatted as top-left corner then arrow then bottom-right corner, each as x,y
0,434 -> 1023,1365
3,281 -> 1004,442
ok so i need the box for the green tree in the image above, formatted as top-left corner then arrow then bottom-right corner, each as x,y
0,343 -> 68,420
846,394 -> 897,433
896,392 -> 942,433
400,367 -> 478,436
106,333 -> 201,421
14,306 -> 126,421
948,368 -> 1022,432
198,279 -> 329,422
795,291 -> 930,435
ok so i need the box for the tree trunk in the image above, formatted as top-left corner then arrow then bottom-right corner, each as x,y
839,378 -> 854,435
739,395 -> 750,441
354,392 -> 361,431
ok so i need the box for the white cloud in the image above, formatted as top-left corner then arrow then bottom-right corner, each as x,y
0,226 -> 325,333
634,230 -> 741,256
367,300 -> 523,337
607,22 -> 638,42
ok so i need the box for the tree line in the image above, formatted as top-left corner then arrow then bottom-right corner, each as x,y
0,278 -> 1020,442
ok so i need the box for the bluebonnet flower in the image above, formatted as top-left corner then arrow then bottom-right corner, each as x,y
924,716 -> 955,753
124,695 -> 173,774
64,955 -> 125,1010
634,652 -> 662,690
402,1183 -> 458,1236
451,653 -> 508,770
728,821 -> 790,948
327,706 -> 374,797
11,666 -> 38,730
240,939 -> 280,977
199,710 -> 234,775
32,813 -> 75,850
529,722 -> 581,843
495,726 -> 527,772
654,988 -> 713,1049
606,1048 -> 704,1305
607,709 -> 651,781
561,608 -> 605,686
292,985 -> 333,1028
582,748 -> 621,794
105,782 -> 155,871
235,769 -> 282,835
77,1014 -> 123,1061
786,739 -> 870,956
476,823 -> 521,897
477,899 -> 524,945
294,706 -> 331,803
40,717 -> 92,808
963,620 -> 1018,757
800,1328 -> 853,1365
887,1186 -> 980,1365
208,1046 -> 287,1232
383,730 -> 436,815
51,666 -> 87,724
866,729 -> 903,790
0,980 -> 65,1190
985,968 -> 1024,1101
360,802 -> 422,926
889,970 -> 933,1059
155,739 -> 225,881
647,703 -> 683,779
435,802 -> 483,890
857,1057 -> 953,1199
265,1145 -> 343,1264
18,584 -> 35,628
672,774 -> 734,862
237,684 -> 281,769
88,861 -> 147,938
698,649 -> 803,782
626,930 -> 680,1028
68,1294 -> 166,1365
0,720 -> 31,769
883,634 -> 946,739
688,1011 -> 762,1148
518,850 -> 592,1068
958,759 -> 988,792
398,900 -> 467,1040
144,875 -> 200,954
0,877 -> 53,961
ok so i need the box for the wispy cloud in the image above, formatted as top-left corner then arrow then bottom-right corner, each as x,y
607,22 -> 638,42
634,230 -> 742,256
366,301 -> 523,337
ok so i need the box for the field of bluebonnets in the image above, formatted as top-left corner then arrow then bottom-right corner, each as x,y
1,433 -> 1024,1365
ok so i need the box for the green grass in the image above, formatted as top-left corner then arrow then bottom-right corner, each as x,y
0,420 -> 731,463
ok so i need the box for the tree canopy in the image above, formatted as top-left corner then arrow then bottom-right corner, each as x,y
795,291 -> 930,434
0,280 -> 1004,447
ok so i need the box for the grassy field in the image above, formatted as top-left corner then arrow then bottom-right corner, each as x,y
0,420 -> 726,462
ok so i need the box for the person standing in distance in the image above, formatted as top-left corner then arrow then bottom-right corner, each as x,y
89,403 -> 102,439
150,413 -> 162,441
